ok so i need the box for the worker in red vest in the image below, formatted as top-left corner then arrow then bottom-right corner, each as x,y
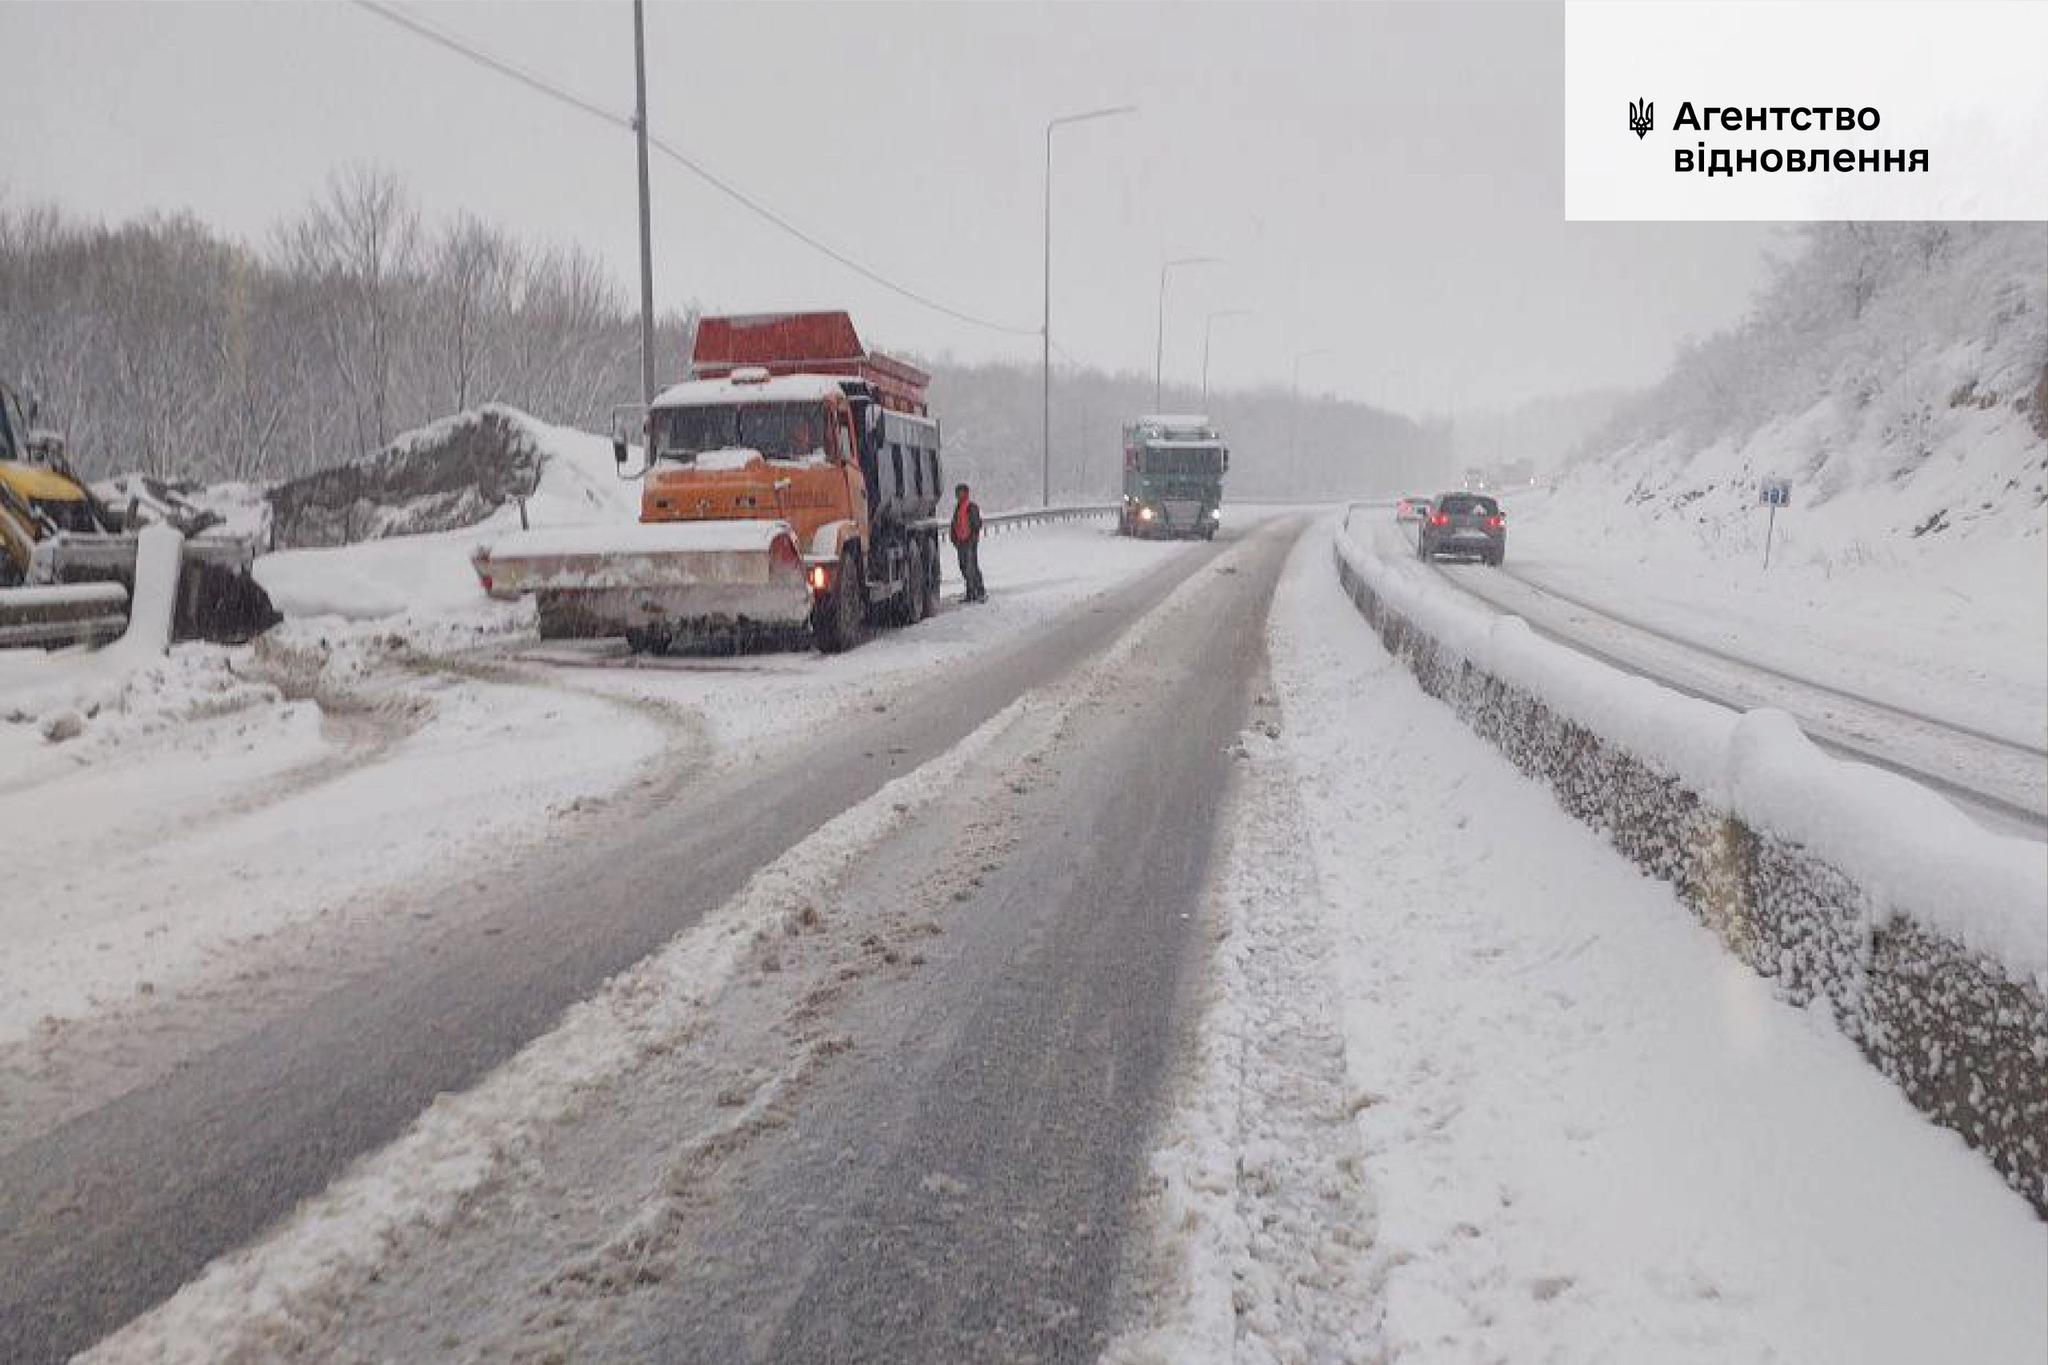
949,483 -> 986,604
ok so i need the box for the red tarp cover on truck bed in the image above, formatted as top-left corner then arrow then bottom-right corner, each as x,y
690,312 -> 931,413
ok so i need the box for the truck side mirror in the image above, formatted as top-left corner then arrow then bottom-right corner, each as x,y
1223,448 -> 1231,472
610,401 -> 650,480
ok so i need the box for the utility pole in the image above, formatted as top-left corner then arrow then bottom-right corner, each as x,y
632,0 -> 657,408
1042,124 -> 1052,507
1043,105 -> 1136,507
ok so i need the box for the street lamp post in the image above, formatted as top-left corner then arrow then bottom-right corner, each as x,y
1289,347 -> 1338,464
631,0 -> 656,408
1043,104 -> 1136,507
1201,309 -> 1254,405
1155,256 -> 1221,411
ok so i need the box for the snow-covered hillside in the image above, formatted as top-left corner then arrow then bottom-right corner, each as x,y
1505,225 -> 2047,743
1552,223 -> 2046,570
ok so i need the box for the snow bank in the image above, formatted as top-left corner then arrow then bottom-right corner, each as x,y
0,525 -> 196,731
1334,514 -> 2048,1211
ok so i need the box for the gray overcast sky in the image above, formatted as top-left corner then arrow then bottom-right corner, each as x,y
1,1 -> 1776,416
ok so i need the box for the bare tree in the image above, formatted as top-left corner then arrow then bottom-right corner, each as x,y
430,216 -> 521,414
279,166 -> 421,451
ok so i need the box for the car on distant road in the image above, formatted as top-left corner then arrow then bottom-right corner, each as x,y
1417,492 -> 1506,565
1394,495 -> 1433,523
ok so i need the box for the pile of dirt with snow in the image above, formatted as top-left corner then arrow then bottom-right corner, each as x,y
249,407 -> 640,626
1545,224 -> 2046,583
266,405 -> 638,549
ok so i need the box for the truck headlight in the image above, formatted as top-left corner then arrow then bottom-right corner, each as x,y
1138,506 -> 1155,522
1209,507 -> 1222,520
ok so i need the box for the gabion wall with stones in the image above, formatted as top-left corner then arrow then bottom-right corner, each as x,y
1333,540 -> 2048,1217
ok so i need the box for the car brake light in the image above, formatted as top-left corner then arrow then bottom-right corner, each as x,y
770,533 -> 800,570
1486,515 -> 1503,529
1429,513 -> 1448,526
808,564 -> 830,591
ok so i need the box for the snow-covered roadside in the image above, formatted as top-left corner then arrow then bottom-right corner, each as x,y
0,635 -> 665,1045
1501,488 -> 2048,749
1339,509 -> 2046,987
1104,688 -> 1380,1365
1139,520 -> 2044,1362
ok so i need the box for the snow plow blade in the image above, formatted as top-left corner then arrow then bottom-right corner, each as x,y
472,521 -> 814,646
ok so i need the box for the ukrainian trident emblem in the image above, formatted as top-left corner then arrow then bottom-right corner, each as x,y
1628,99 -> 1653,139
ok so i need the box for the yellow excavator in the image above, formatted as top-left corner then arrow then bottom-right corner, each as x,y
0,382 -> 276,648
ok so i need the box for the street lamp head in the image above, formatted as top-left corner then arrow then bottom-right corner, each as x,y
1049,104 -> 1139,132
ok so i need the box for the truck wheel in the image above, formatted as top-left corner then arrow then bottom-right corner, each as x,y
814,547 -> 865,653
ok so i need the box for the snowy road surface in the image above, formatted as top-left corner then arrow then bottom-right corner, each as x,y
5,512 -> 2042,1364
85,519 -> 1292,1364
0,524 -> 1234,1362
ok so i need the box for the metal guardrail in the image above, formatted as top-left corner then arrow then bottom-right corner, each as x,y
979,504 -> 1121,536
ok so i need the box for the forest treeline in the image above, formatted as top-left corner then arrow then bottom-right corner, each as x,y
0,167 -> 691,483
2,166 -> 1448,504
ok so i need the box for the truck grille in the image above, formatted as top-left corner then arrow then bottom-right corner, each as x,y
1164,499 -> 1203,526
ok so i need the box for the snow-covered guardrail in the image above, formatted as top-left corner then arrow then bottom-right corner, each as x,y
979,504 -> 1121,536
1331,513 -> 2048,1215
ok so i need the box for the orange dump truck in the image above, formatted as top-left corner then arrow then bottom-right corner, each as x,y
473,312 -> 946,653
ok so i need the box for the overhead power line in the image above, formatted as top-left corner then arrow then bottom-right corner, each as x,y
348,0 -> 1037,337
351,0 -> 627,128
